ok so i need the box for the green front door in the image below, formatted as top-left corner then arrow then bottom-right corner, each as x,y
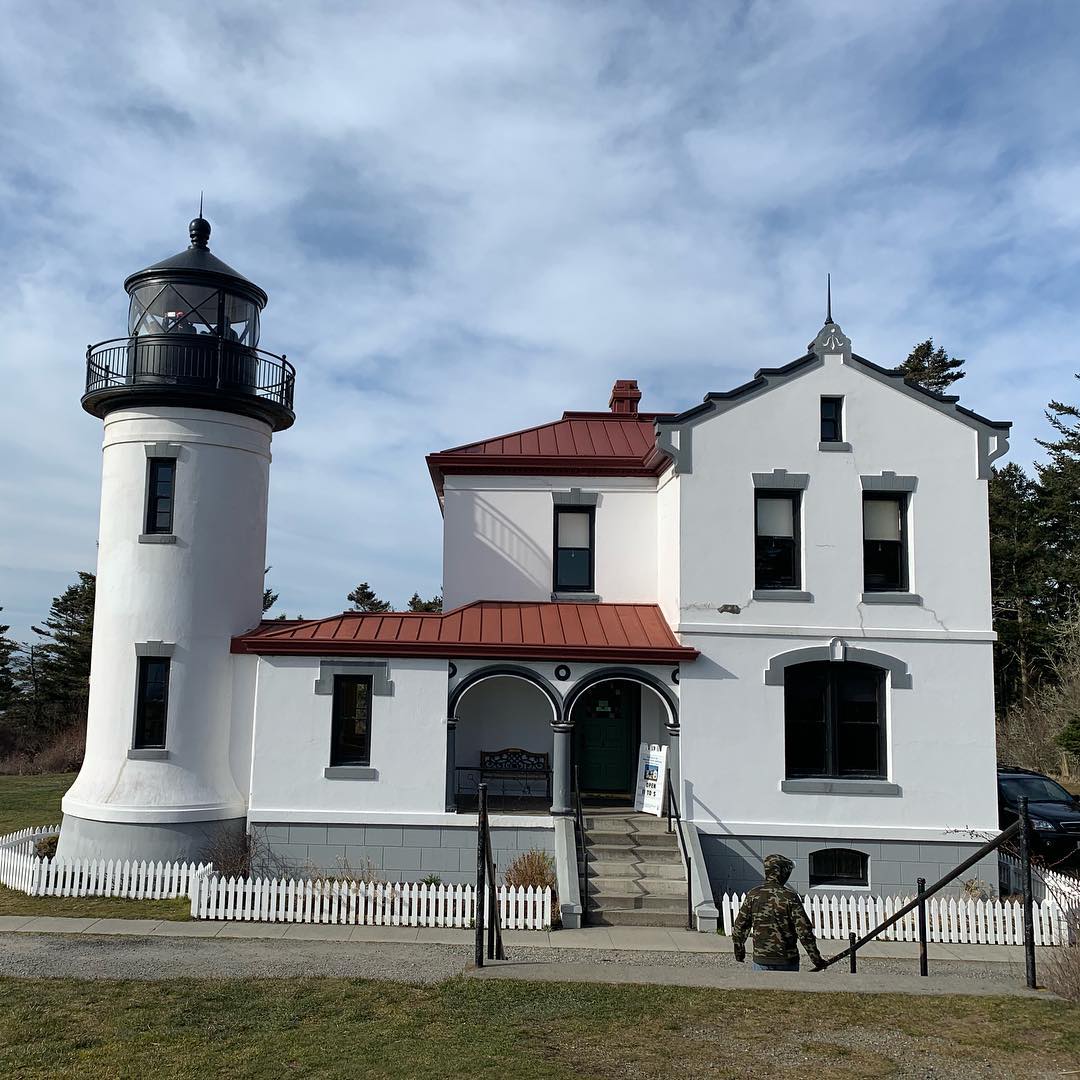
574,682 -> 639,794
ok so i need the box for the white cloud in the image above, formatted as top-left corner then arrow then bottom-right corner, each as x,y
2,1 -> 1080,635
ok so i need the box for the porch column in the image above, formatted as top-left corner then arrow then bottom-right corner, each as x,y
550,722 -> 573,815
445,718 -> 457,812
665,720 -> 681,813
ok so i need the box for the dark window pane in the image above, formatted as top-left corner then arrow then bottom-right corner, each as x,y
755,493 -> 799,589
864,540 -> 903,590
785,665 -> 828,776
134,657 -> 170,749
331,675 -> 372,766
863,495 -> 906,590
809,848 -> 868,887
820,398 -> 843,442
556,549 -> 592,589
145,459 -> 176,535
554,508 -> 594,591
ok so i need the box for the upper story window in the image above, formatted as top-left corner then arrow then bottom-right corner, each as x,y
785,661 -> 886,779
863,494 -> 908,592
820,397 -> 843,443
145,458 -> 175,535
755,492 -> 800,589
133,657 -> 170,749
554,507 -> 595,593
809,848 -> 869,889
331,674 -> 373,766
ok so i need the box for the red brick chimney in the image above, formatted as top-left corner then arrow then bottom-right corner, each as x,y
609,379 -> 642,415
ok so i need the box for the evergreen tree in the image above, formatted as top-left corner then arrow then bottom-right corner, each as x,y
346,582 -> 392,613
989,463 -> 1051,713
897,339 -> 966,393
1037,374 -> 1080,612
406,592 -> 443,613
262,567 -> 278,614
0,609 -> 22,751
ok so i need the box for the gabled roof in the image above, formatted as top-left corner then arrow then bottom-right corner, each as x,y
233,600 -> 698,664
426,412 -> 673,496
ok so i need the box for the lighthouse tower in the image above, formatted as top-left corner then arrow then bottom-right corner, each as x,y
57,216 -> 295,863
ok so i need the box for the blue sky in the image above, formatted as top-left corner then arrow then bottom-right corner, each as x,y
2,1 -> 1079,639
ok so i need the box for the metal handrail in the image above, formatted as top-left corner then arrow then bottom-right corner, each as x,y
822,817 -> 1029,980
473,783 -> 505,967
84,335 -> 296,412
665,773 -> 694,931
573,764 -> 588,926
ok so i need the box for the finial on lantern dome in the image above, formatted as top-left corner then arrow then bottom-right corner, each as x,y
189,193 -> 211,249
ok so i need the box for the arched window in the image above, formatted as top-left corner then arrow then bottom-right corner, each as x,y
809,848 -> 869,888
785,661 -> 885,779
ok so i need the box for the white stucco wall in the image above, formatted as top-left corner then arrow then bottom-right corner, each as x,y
454,677 -> 555,768
441,476 -> 659,609
680,632 -> 999,840
249,655 -> 450,821
63,407 -> 271,826
676,352 -> 993,634
656,469 -> 680,624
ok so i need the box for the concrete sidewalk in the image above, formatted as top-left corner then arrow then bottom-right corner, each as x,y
0,914 -> 1043,964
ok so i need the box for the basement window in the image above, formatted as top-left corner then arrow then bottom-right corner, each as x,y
809,848 -> 869,889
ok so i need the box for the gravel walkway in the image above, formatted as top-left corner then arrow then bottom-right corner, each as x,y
0,932 -> 1028,991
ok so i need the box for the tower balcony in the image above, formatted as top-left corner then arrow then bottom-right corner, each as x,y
83,335 -> 296,432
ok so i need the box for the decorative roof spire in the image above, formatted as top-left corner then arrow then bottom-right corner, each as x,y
810,273 -> 851,358
826,272 -> 832,324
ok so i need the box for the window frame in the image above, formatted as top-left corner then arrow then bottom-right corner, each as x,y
809,848 -> 870,889
862,491 -> 909,592
754,490 -> 802,590
133,656 -> 170,750
552,505 -> 596,594
820,396 -> 844,443
330,673 -> 374,768
144,457 -> 176,535
784,661 -> 887,780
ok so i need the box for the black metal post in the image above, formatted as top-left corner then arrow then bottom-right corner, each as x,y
486,844 -> 497,961
848,931 -> 857,974
474,783 -> 487,969
917,877 -> 928,977
1018,795 -> 1038,989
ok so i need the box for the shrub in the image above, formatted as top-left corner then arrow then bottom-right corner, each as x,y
421,873 -> 443,886
503,849 -> 556,892
1044,913 -> 1080,1002
34,834 -> 59,859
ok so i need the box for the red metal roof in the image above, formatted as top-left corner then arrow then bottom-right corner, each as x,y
233,601 -> 697,664
426,412 -> 672,495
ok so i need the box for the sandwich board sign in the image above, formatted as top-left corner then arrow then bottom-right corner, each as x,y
634,742 -> 668,817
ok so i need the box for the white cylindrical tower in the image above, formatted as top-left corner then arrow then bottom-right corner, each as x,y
57,216 -> 296,862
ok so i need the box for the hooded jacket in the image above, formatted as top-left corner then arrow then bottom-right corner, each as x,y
730,854 -> 824,966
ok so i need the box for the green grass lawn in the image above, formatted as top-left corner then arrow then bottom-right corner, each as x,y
0,977 -> 1077,1079
0,771 -> 74,834
0,771 -> 191,921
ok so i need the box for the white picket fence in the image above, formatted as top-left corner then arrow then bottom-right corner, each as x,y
191,874 -> 553,930
720,889 -> 1076,946
999,854 -> 1080,906
0,825 -> 207,901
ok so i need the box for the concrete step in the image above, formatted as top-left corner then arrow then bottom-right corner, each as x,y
585,843 -> 684,864
587,891 -> 687,913
585,860 -> 685,880
583,815 -> 671,833
584,830 -> 679,850
587,876 -> 687,897
585,907 -> 689,928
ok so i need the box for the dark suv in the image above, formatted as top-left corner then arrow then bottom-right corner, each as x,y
998,765 -> 1080,866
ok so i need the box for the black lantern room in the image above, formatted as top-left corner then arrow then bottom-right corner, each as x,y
82,217 -> 295,431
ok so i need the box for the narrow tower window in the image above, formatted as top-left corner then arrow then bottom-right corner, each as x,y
755,492 -> 800,589
554,507 -> 595,592
145,458 -> 176,534
820,397 -> 843,442
133,657 -> 170,749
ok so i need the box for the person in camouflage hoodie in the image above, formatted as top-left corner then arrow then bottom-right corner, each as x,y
730,853 -> 826,971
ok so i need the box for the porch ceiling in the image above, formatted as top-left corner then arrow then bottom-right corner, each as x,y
232,600 -> 698,664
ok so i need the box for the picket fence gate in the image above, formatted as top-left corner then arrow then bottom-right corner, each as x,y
0,826 -> 207,901
720,889 -> 1075,946
191,874 -> 552,930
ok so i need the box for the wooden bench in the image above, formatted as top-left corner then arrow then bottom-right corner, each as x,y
479,747 -> 551,798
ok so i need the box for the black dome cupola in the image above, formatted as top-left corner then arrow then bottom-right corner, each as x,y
82,217 -> 295,431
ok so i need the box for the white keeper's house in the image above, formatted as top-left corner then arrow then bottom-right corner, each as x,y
57,218 -> 1011,929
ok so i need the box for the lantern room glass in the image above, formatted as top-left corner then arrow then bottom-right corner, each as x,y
128,282 -> 260,347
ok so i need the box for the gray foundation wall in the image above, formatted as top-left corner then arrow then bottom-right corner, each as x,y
700,833 -> 999,901
55,813 -> 245,864
252,822 -> 556,885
